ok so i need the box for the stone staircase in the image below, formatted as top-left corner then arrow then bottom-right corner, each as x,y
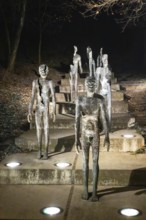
0,73 -> 145,220
15,73 -> 144,154
54,74 -> 130,131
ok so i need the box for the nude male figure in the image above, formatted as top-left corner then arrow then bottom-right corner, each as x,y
75,76 -> 110,201
27,64 -> 56,159
70,46 -> 83,102
86,46 -> 96,77
95,54 -> 112,128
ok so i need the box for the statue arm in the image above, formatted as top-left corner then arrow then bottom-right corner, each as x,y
27,80 -> 36,123
75,98 -> 81,154
49,80 -> 56,122
100,101 -> 110,151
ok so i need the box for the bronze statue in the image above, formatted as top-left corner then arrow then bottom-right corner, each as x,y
86,46 -> 95,77
27,64 -> 56,159
69,46 -> 83,102
75,76 -> 110,201
95,54 -> 112,128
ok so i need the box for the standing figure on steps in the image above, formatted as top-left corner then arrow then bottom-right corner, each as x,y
70,46 -> 83,102
95,54 -> 112,128
97,47 -> 103,68
75,76 -> 110,201
27,64 -> 56,160
87,46 -> 96,77
73,45 -> 83,74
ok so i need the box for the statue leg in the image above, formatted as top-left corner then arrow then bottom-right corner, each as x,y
69,78 -> 73,102
82,136 -> 90,200
107,84 -> 111,129
75,74 -> 78,101
43,111 -> 49,160
91,135 -> 100,202
35,111 -> 43,159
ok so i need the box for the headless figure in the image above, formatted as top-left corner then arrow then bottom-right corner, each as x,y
95,54 -> 112,128
87,46 -> 95,77
70,46 -> 83,102
27,64 -> 56,159
75,76 -> 110,201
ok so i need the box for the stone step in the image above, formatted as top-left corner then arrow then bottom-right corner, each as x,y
59,84 -> 120,93
55,91 -> 124,102
111,113 -> 131,130
62,74 -> 118,84
132,111 -> 146,126
54,101 -> 128,115
15,129 -> 144,153
30,112 -> 130,130
0,146 -> 145,185
29,114 -> 75,129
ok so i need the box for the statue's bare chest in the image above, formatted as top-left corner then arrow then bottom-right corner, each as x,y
80,97 -> 100,115
36,80 -> 50,94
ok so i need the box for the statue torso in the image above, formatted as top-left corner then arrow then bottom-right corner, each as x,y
34,79 -> 52,111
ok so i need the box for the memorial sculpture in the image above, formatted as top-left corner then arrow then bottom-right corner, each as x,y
86,46 -> 96,77
75,76 -> 110,201
27,64 -> 56,159
97,47 -> 103,68
69,45 -> 83,102
95,54 -> 112,128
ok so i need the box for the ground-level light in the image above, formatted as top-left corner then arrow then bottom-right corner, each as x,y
122,134 -> 135,138
5,161 -> 21,168
41,206 -> 63,216
54,162 -> 71,168
119,208 -> 141,217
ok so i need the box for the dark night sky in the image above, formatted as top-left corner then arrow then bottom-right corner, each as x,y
0,3 -> 145,75
60,13 -> 145,74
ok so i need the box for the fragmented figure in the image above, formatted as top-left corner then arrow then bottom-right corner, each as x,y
70,46 -> 83,102
87,46 -> 96,77
27,64 -> 56,159
75,76 -> 110,201
73,45 -> 83,74
69,64 -> 77,102
95,54 -> 112,128
97,47 -> 103,68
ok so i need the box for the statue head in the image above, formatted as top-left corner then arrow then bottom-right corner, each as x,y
85,76 -> 96,93
86,46 -> 92,59
102,54 -> 108,67
73,45 -> 78,56
39,64 -> 49,79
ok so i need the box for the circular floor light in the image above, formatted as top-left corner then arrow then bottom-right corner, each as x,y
54,162 -> 71,169
122,134 -> 135,138
119,208 -> 141,217
5,161 -> 21,168
41,206 -> 63,216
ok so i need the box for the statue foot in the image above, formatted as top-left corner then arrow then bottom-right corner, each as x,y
82,192 -> 89,200
37,151 -> 42,159
91,195 -> 99,202
42,153 -> 48,160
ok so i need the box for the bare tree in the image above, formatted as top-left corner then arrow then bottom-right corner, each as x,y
27,0 -> 75,65
0,4 -> 11,58
7,0 -> 27,72
74,0 -> 146,30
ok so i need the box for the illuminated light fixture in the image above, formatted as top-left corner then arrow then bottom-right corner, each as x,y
5,161 -> 21,168
41,206 -> 63,216
54,162 -> 71,169
122,134 -> 135,138
119,208 -> 141,217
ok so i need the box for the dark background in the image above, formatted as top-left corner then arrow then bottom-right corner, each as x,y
0,4 -> 145,76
